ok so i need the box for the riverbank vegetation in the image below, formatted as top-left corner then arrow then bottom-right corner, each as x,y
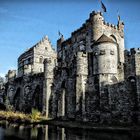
0,110 -> 139,132
0,109 -> 46,124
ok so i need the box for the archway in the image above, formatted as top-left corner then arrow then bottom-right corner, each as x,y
13,88 -> 21,111
109,76 -> 118,84
110,35 -> 120,63
32,85 -> 42,112
127,76 -> 136,93
127,76 -> 137,123
127,76 -> 137,91
57,81 -> 66,118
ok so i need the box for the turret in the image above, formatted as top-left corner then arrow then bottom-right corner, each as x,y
7,70 -> 16,81
44,58 -> 56,79
90,11 -> 104,41
90,11 -> 125,64
76,52 -> 88,121
92,34 -> 118,76
43,57 -> 56,118
76,52 -> 88,76
117,20 -> 124,38
115,18 -> 125,65
57,35 -> 64,53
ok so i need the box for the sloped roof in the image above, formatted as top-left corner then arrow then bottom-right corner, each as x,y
94,34 -> 116,45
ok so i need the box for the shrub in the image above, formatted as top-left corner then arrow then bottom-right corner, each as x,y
4,97 -> 14,111
30,108 -> 41,121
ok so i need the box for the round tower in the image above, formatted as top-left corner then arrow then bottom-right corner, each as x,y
92,34 -> 118,82
90,11 -> 104,42
76,52 -> 88,121
92,34 -> 119,123
43,58 -> 56,118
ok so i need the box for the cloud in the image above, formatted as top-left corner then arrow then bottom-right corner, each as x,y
0,73 -> 6,77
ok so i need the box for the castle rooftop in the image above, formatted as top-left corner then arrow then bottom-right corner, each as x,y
94,34 -> 116,45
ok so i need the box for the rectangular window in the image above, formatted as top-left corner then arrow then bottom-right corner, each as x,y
110,50 -> 114,55
100,50 -> 105,55
88,53 -> 93,75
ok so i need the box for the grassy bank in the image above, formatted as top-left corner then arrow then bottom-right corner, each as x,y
0,110 -> 46,124
0,110 -> 140,132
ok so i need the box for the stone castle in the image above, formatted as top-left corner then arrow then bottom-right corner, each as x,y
2,10 -> 140,124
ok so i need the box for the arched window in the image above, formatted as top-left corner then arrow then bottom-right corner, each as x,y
13,88 -> 21,111
61,81 -> 65,89
40,68 -> 42,72
39,56 -> 43,63
110,35 -> 117,43
110,76 -> 118,84
127,76 -> 136,83
32,85 -> 42,111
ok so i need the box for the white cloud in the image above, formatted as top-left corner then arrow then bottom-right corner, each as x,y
0,73 -> 6,78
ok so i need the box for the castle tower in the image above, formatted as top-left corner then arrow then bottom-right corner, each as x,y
57,36 -> 64,56
128,48 -> 140,122
76,52 -> 88,121
89,11 -> 125,81
92,34 -> 119,123
92,34 -> 118,76
43,57 -> 56,118
90,11 -> 104,42
117,19 -> 125,68
7,70 -> 16,81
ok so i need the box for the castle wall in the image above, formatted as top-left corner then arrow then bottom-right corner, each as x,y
4,9 -> 140,125
76,52 -> 88,120
65,78 -> 76,119
6,74 -> 44,113
84,76 -> 100,122
124,48 -> 140,122
108,81 -> 135,124
43,57 -> 56,118
18,48 -> 33,77
50,11 -> 126,123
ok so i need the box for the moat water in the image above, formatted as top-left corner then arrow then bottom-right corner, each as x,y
0,124 -> 140,140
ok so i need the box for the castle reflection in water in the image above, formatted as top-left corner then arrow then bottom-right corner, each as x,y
0,124 -> 140,140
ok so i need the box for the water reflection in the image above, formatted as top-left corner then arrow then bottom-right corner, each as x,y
0,123 -> 140,140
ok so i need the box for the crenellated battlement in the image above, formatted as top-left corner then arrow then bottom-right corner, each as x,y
7,70 -> 16,80
124,50 -> 131,56
130,48 -> 140,55
71,25 -> 85,36
70,10 -> 124,40
71,11 -> 103,36
103,21 -> 118,30
89,10 -> 103,17
125,48 -> 140,57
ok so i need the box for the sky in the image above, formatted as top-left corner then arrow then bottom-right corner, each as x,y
0,0 -> 140,77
